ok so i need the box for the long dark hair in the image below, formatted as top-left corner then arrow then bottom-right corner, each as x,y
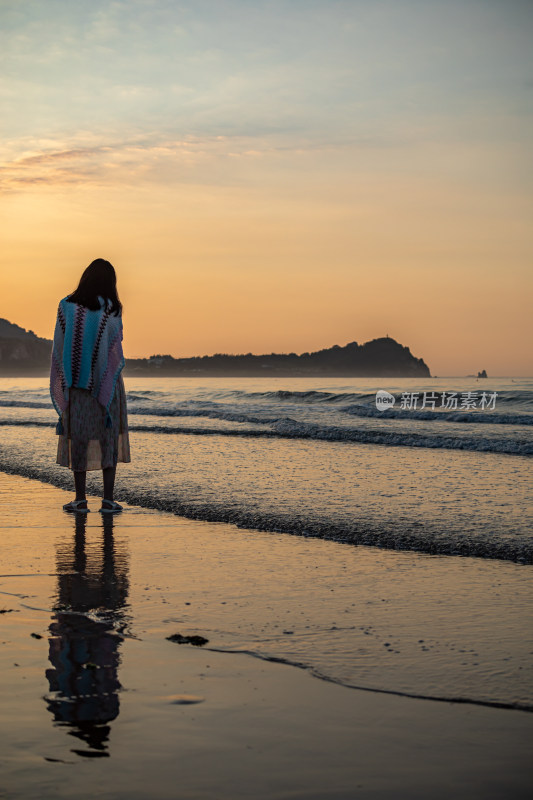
67,259 -> 122,316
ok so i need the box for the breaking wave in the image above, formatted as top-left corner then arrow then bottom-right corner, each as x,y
0,417 -> 531,456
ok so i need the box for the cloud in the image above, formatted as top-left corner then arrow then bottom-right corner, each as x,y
0,141 -> 111,191
2,0 -> 530,194
0,132 -> 289,192
0,123 -> 411,194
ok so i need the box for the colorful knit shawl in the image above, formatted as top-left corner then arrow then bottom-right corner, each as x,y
50,296 -> 125,433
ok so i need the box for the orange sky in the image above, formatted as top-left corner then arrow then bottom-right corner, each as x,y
1,1 -> 532,376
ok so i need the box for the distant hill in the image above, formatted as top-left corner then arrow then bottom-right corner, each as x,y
128,336 -> 431,377
0,318 -> 54,373
0,318 -> 43,340
0,318 -> 431,377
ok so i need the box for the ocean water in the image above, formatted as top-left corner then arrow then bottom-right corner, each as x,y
0,375 -> 532,563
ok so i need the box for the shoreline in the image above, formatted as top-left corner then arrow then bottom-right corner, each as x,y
0,456 -> 531,565
1,473 -> 532,798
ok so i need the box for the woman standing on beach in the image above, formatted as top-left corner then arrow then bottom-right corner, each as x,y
50,258 -> 131,513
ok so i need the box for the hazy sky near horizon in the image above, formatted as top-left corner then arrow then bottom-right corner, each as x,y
1,0 -> 532,375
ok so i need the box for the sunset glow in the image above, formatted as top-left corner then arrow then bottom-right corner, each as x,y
1,0 -> 532,375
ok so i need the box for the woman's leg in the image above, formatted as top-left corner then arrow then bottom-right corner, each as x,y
103,466 -> 116,503
74,470 -> 87,501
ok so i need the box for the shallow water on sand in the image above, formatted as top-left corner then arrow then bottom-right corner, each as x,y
1,476 -> 532,799
1,477 -> 532,713
1,422 -> 531,563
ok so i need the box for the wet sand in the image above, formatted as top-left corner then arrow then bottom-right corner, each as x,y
0,474 -> 532,799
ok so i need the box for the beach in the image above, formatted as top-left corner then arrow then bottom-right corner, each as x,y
1,474 -> 532,799
0,376 -> 532,797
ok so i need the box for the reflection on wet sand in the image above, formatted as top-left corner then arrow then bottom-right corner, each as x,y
44,513 -> 129,758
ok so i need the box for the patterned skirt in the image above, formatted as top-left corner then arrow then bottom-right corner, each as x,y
56,374 -> 131,471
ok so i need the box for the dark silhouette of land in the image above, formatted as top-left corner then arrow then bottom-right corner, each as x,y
0,318 -> 52,371
127,337 -> 430,377
0,318 -> 431,377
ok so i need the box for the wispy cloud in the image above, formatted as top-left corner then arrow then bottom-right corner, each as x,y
0,133 -> 288,192
1,126 -> 411,193
1,0 -> 531,197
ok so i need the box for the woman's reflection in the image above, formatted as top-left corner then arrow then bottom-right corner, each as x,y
45,512 -> 129,758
